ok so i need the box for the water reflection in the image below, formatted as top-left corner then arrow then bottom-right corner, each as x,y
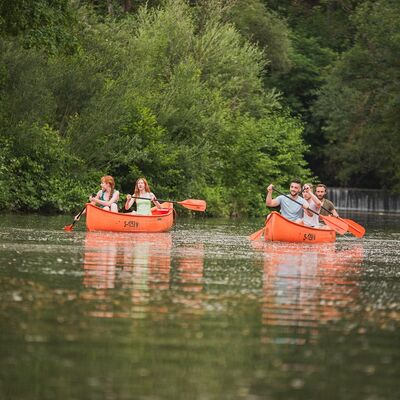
83,232 -> 172,290
173,244 -> 205,317
175,244 -> 204,293
252,242 -> 364,343
82,232 -> 205,319
1,214 -> 399,400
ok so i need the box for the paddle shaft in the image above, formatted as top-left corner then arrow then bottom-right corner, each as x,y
125,195 -> 207,212
63,205 -> 86,231
319,202 -> 365,237
127,196 -> 206,212
271,187 -> 349,235
131,196 -> 176,204
72,206 -> 86,224
319,202 -> 337,217
321,202 -> 365,233
272,188 -> 320,217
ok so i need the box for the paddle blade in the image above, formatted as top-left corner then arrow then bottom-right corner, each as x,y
249,227 -> 264,241
343,218 -> 366,238
178,199 -> 207,212
63,205 -> 86,231
321,215 -> 348,235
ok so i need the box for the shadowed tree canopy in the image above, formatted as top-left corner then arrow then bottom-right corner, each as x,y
314,0 -> 400,191
1,0 -> 399,215
0,0 -> 310,214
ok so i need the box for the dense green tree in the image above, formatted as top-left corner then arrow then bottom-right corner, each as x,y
66,0 -> 310,215
264,0 -> 362,52
228,0 -> 292,73
265,33 -> 336,175
0,0 -> 79,53
314,0 -> 400,191
0,26 -> 107,211
0,0 -> 312,214
0,122 -> 88,211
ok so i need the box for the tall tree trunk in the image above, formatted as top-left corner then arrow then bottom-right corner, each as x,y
124,0 -> 133,12
107,0 -> 114,15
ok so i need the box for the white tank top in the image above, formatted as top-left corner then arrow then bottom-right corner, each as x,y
303,200 -> 320,227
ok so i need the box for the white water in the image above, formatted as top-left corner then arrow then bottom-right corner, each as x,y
328,187 -> 400,213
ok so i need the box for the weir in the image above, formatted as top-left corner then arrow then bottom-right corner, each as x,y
327,188 -> 400,213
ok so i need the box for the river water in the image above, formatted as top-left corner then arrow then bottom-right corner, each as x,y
0,213 -> 399,400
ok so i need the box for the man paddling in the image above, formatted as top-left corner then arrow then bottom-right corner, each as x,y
315,184 -> 339,217
266,180 -> 309,221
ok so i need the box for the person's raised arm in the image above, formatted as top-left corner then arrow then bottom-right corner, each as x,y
125,194 -> 135,210
309,192 -> 321,208
304,185 -> 321,208
92,190 -> 119,207
151,193 -> 162,209
300,187 -> 312,216
266,184 -> 280,208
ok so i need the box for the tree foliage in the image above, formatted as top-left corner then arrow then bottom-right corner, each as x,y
0,0 -> 79,53
228,0 -> 292,73
64,0 -> 309,216
314,0 -> 400,191
9,0 -> 400,215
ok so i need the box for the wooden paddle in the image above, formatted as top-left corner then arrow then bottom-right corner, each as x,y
131,196 -> 206,212
272,188 -> 348,235
63,205 -> 86,231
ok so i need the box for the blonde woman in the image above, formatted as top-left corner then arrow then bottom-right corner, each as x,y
297,183 -> 322,227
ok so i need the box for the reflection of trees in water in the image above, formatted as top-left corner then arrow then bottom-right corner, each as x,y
252,242 -> 364,343
82,232 -> 205,319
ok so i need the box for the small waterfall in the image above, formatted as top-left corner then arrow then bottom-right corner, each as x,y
327,188 -> 400,213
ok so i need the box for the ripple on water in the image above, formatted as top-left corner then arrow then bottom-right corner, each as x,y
0,215 -> 399,400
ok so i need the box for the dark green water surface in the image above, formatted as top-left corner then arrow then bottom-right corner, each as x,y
0,213 -> 399,400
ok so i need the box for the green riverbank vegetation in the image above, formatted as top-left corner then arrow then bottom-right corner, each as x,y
1,0 -> 399,216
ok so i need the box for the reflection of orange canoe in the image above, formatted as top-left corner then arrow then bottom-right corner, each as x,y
86,203 -> 174,233
251,241 -> 364,330
83,232 -> 172,290
264,212 -> 336,243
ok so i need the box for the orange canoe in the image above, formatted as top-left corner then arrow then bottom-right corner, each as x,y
85,203 -> 174,233
263,212 -> 336,243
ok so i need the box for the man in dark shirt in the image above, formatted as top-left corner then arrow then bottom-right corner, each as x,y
315,184 -> 339,217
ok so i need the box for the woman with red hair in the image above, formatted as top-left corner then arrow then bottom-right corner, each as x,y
75,175 -> 120,221
89,175 -> 120,212
124,177 -> 161,215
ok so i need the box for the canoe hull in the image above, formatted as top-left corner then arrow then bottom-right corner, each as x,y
85,203 -> 174,233
264,212 -> 336,243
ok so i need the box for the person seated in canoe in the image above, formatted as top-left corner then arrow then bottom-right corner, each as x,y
296,183 -> 324,227
74,175 -> 120,220
315,183 -> 339,218
124,177 -> 162,215
266,181 -> 310,221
